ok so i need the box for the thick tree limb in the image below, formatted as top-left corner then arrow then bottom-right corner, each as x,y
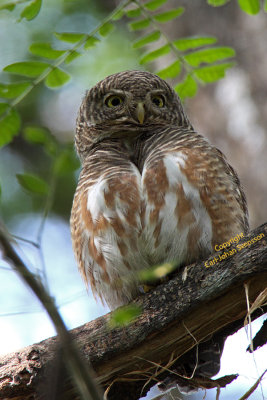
0,223 -> 267,400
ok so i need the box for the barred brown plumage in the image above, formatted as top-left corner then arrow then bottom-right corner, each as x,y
70,70 -> 249,392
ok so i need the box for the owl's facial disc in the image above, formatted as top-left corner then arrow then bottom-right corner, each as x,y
100,88 -> 168,127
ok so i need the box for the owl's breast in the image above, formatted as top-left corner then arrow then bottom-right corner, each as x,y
72,144 -> 246,309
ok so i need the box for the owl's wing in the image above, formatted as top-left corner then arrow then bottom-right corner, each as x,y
140,128 -> 248,266
213,147 -> 249,232
70,153 -> 144,309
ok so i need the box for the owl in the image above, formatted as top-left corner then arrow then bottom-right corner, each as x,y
70,70 -> 248,388
71,69 -> 248,308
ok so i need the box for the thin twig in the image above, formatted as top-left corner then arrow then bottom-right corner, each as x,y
0,221 -> 103,400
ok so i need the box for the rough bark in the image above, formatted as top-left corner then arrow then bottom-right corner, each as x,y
0,223 -> 267,400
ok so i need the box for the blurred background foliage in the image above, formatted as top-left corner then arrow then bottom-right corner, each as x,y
0,0 -> 267,399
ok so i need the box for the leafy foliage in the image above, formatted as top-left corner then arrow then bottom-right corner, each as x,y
127,0 -> 236,99
207,0 -> 264,14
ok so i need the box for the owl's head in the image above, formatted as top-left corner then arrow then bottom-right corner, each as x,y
76,70 -> 190,159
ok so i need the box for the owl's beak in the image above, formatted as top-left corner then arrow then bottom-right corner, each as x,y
136,102 -> 145,124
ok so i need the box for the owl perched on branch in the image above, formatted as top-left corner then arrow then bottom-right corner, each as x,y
70,70 -> 248,389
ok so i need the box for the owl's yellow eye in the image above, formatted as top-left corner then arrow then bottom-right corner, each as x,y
105,95 -> 124,107
151,95 -> 165,108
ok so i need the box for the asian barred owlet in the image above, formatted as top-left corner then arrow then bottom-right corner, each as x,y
70,70 -> 248,387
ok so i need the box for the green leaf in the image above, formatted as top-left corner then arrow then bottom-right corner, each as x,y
0,104 -> 21,147
83,36 -> 100,49
194,62 -> 235,83
237,0 -> 260,14
126,8 -> 141,18
144,0 -> 167,11
64,51 -> 81,64
109,305 -> 141,328
173,36 -> 217,51
207,0 -> 229,5
0,3 -> 15,11
54,32 -> 85,43
4,61 -> 50,77
133,30 -> 161,49
0,82 -> 32,99
16,173 -> 49,195
45,68 -> 71,88
23,125 -> 57,156
54,148 -> 80,176
175,75 -> 198,100
264,0 -> 267,12
129,18 -> 150,31
111,9 -> 124,21
99,22 -> 114,37
29,42 -> 66,59
154,7 -> 184,23
140,44 -> 170,64
139,262 -> 176,282
23,126 -> 50,145
20,0 -> 42,21
157,60 -> 181,79
184,47 -> 235,67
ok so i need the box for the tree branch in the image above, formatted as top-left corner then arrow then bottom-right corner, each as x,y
0,223 -> 267,400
